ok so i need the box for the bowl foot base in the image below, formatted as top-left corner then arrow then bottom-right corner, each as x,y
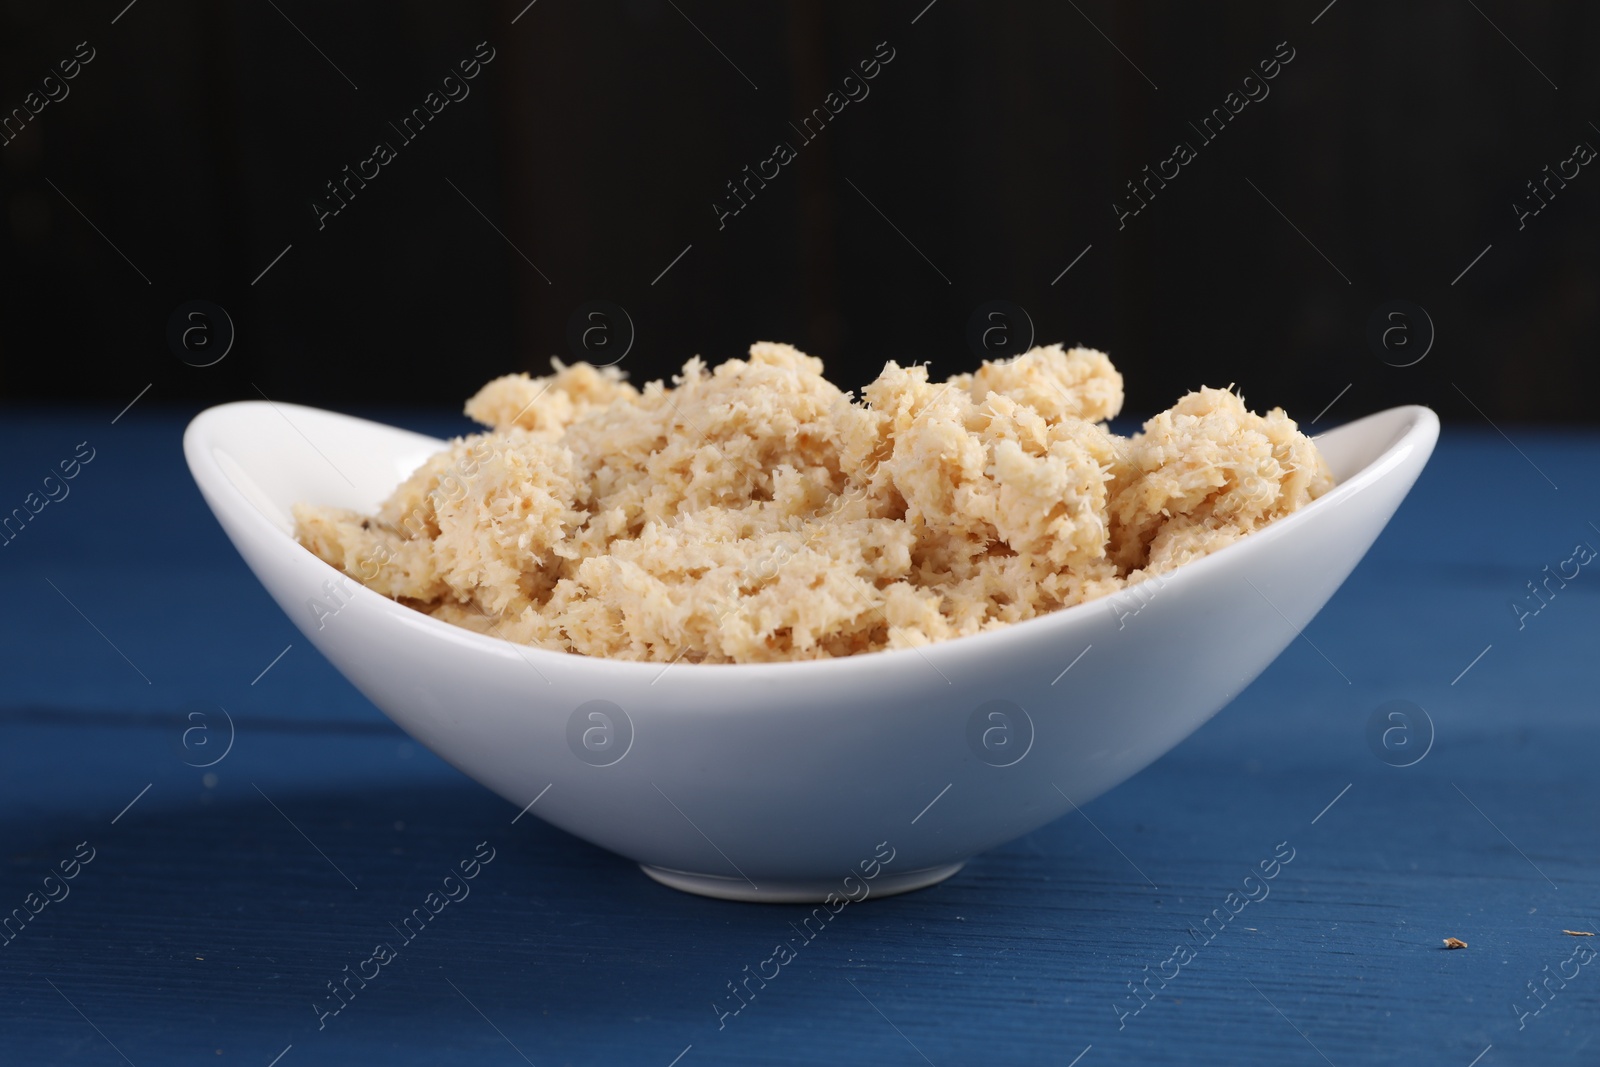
639,861 -> 965,903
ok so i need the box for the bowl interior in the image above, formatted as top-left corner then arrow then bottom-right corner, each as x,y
201,403 -> 446,536
1313,406 -> 1422,482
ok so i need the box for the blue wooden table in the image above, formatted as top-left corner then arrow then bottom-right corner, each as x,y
2,405 -> 1596,1066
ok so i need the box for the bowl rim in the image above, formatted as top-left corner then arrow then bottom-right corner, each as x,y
186,401 -> 1439,681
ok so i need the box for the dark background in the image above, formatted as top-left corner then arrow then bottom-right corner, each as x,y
2,0 -> 1596,424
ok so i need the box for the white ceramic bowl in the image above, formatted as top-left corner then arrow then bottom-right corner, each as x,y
185,401 -> 1437,902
